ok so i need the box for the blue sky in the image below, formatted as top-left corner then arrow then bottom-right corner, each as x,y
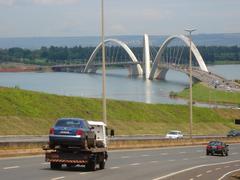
0,0 -> 240,37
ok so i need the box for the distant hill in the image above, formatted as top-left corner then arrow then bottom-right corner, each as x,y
0,33 -> 240,49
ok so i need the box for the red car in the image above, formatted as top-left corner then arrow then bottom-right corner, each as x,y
206,141 -> 229,156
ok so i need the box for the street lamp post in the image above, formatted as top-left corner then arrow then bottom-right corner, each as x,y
185,28 -> 196,140
101,0 -> 107,125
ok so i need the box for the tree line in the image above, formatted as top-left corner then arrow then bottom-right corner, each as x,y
0,45 -> 239,65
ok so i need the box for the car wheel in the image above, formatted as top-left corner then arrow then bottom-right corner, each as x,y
206,151 -> 209,156
96,141 -> 105,148
225,151 -> 228,156
222,150 -> 226,156
49,143 -> 55,149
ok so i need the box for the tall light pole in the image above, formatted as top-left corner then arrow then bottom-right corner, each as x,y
101,0 -> 107,125
185,28 -> 196,140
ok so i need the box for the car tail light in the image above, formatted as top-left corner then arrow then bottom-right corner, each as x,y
49,128 -> 54,135
207,145 -> 211,149
217,146 -> 223,149
76,129 -> 83,136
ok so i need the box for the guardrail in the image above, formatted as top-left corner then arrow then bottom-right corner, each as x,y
0,135 -> 240,157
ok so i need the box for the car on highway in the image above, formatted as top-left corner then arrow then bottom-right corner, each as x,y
49,118 -> 96,149
206,140 -> 229,156
227,129 -> 240,137
165,130 -> 183,139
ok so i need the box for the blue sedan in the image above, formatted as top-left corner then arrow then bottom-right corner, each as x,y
49,118 -> 96,149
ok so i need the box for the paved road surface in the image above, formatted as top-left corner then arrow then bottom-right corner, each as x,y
0,144 -> 239,180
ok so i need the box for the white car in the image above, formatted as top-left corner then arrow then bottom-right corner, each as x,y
165,130 -> 183,139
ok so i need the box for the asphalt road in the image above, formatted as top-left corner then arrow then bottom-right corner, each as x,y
0,144 -> 239,180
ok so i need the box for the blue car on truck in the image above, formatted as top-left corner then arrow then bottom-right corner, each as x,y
49,118 -> 96,149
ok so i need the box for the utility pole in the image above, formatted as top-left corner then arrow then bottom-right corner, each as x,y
185,28 -> 196,140
101,0 -> 107,125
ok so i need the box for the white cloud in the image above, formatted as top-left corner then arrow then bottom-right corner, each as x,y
109,24 -> 127,34
0,0 -> 15,7
32,0 -> 80,5
142,9 -> 172,21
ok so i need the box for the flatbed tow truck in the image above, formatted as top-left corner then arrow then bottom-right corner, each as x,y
43,120 -> 108,171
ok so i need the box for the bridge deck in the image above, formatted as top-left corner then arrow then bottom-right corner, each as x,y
165,64 -> 240,92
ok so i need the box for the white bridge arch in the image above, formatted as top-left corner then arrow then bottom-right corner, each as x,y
149,34 -> 208,79
84,38 -> 143,75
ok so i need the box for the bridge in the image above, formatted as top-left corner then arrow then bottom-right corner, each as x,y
51,34 -> 240,91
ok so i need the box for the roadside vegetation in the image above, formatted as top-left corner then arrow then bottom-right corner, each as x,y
176,83 -> 240,105
0,86 -> 239,136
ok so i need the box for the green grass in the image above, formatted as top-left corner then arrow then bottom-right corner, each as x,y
0,86 -> 239,136
177,83 -> 240,105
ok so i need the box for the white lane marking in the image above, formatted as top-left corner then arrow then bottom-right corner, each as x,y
179,151 -> 186,154
161,153 -> 168,155
189,178 -> 194,180
183,158 -> 189,161
121,156 -> 129,159
51,177 -> 65,180
152,160 -> 240,180
224,166 -> 230,168
206,170 -> 212,173
218,168 -> 240,180
196,174 -> 202,178
3,166 -> 20,170
215,168 -> 221,171
196,150 -> 203,153
79,172 -> 91,175
231,152 -> 238,155
199,156 -> 206,159
41,162 -> 49,165
141,154 -> 150,157
150,161 -> 159,163
168,159 -> 176,162
110,166 -> 120,170
130,163 -> 140,166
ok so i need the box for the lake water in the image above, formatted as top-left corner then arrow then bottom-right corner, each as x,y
0,64 -> 239,104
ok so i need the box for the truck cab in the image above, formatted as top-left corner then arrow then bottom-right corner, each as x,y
88,120 -> 107,147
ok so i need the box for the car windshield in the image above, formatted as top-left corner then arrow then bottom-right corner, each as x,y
209,141 -> 221,146
168,131 -> 179,135
55,119 -> 85,128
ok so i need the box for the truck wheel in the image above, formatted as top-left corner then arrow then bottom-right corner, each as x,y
87,161 -> 96,171
83,139 -> 88,150
99,160 -> 105,169
92,139 -> 96,148
50,162 -> 61,169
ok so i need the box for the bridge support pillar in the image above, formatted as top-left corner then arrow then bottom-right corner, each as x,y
155,67 -> 169,80
128,65 -> 142,76
143,34 -> 151,79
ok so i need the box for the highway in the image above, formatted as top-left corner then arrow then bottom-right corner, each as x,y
0,144 -> 239,180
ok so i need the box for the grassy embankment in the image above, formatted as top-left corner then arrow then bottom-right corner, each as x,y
176,83 -> 240,105
0,86 -> 239,136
